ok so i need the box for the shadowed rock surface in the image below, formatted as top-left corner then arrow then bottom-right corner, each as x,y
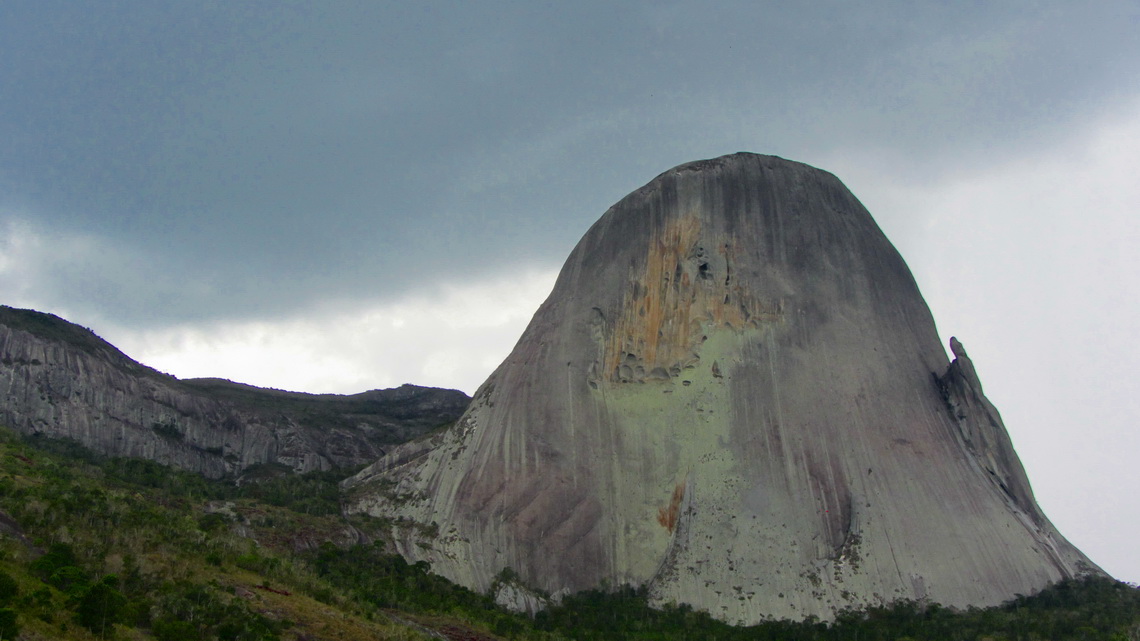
0,306 -> 469,477
344,153 -> 1099,623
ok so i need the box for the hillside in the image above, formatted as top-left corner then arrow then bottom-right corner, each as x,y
0,427 -> 1136,640
0,306 -> 469,478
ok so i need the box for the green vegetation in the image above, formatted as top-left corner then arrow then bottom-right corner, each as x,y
178,378 -> 464,437
152,420 -> 184,441
22,433 -> 351,515
0,306 -> 117,358
0,306 -> 166,382
531,582 -> 1140,641
0,429 -> 409,639
308,545 -> 1140,641
0,426 -> 1135,640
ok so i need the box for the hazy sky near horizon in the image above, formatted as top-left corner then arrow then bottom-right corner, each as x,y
2,2 -> 1138,584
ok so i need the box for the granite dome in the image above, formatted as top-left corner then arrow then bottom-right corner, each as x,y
345,153 -> 1098,623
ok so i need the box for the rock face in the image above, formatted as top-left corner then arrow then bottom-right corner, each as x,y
344,153 -> 1099,623
0,306 -> 469,477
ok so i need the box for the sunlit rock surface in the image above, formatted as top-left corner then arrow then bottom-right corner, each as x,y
344,153 -> 1099,623
0,306 -> 469,477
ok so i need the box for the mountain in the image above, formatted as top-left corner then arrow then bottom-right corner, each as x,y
0,305 -> 469,477
343,153 -> 1100,623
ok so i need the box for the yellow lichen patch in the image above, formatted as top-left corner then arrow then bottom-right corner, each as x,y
604,214 -> 783,382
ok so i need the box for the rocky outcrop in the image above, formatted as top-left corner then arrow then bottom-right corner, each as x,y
0,306 -> 469,477
938,337 -> 1041,523
344,153 -> 1100,623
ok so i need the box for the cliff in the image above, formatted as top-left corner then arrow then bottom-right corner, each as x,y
343,153 -> 1100,623
0,306 -> 469,477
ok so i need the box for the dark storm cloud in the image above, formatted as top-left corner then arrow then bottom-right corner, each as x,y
2,1 -> 1138,325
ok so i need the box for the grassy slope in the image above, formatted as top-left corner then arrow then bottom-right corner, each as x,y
0,429 -> 457,640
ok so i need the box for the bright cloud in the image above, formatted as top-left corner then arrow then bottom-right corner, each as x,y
106,269 -> 559,396
0,217 -> 113,320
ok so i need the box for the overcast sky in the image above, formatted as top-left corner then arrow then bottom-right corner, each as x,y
1,2 -> 1137,584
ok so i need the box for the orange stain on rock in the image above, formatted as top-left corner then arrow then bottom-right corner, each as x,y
657,482 -> 686,534
604,214 -> 783,382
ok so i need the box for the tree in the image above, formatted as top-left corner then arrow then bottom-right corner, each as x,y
29,542 -> 78,579
76,575 -> 127,638
0,609 -> 17,641
153,618 -> 199,641
0,573 -> 17,606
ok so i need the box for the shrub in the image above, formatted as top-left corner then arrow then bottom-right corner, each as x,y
29,542 -> 78,579
198,513 -> 229,533
153,618 -> 198,641
0,573 -> 17,606
75,576 -> 127,637
0,608 -> 18,641
152,421 -> 183,441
